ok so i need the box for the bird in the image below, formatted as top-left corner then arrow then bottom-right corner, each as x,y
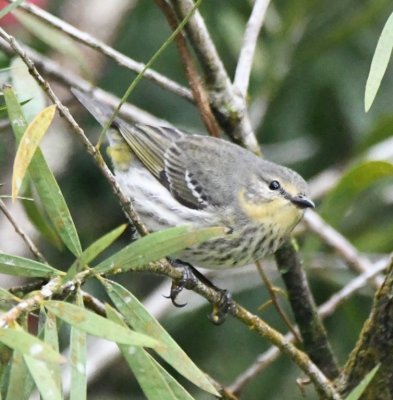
72,89 -> 314,321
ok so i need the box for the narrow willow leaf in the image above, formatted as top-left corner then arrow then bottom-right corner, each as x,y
80,224 -> 127,265
10,57 -> 46,123
12,104 -> 57,200
22,188 -> 62,249
0,252 -> 62,278
321,161 -> 393,226
69,292 -> 87,400
106,305 -> 181,400
24,356 -> 62,400
0,0 -> 24,19
5,351 -> 30,400
94,225 -> 225,274
365,12 -> 393,112
0,328 -> 65,364
345,364 -> 380,400
4,85 -> 82,256
43,309 -> 61,392
104,280 -> 219,396
0,288 -> 19,302
45,300 -> 158,348
64,224 -> 127,281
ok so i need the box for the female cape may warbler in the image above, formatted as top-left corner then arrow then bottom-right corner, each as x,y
73,90 -> 314,270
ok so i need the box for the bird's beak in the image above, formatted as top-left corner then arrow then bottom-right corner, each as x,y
291,194 -> 315,209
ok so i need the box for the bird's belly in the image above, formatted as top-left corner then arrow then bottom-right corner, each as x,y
179,222 -> 284,269
115,167 -> 214,230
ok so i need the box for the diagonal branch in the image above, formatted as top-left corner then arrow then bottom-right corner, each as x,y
0,199 -> 46,263
170,0 -> 260,153
234,0 -> 271,98
155,0 -> 221,137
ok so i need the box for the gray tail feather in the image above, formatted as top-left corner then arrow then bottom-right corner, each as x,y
71,88 -> 116,128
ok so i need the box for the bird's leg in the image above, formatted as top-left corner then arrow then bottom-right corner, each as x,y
167,258 -> 234,324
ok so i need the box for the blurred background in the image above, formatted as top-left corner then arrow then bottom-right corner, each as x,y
1,0 -> 393,399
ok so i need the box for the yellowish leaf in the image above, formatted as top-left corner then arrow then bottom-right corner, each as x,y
12,104 -> 57,201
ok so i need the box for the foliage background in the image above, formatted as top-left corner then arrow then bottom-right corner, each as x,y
0,0 -> 392,399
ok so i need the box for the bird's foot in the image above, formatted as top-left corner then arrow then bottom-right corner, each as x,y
166,259 -> 234,324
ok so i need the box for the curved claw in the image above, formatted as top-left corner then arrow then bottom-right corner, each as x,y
208,289 -> 234,325
163,291 -> 187,308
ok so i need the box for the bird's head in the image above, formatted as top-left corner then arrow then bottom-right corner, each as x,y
237,160 -> 314,233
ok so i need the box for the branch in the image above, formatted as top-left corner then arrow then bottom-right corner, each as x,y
7,0 -> 193,103
228,256 -> 390,395
170,0 -> 260,153
336,254 -> 393,397
275,239 -> 340,379
155,0 -> 221,137
0,199 -> 46,263
234,0 -> 271,98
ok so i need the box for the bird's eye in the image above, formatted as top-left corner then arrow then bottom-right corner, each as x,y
269,180 -> 281,190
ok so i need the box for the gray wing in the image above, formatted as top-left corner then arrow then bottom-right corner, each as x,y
120,127 -> 249,211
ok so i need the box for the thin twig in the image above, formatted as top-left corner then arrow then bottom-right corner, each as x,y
234,0 -> 271,98
255,259 -> 301,343
0,199 -> 47,263
228,256 -> 390,395
304,210 -> 382,287
7,0 -> 194,103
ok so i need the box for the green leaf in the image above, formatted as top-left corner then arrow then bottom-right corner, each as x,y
321,161 -> 393,226
0,288 -> 19,303
69,292 -> 87,400
64,224 -> 127,281
44,300 -> 158,348
0,327 -> 65,364
5,351 -> 30,400
24,356 -> 62,400
10,57 -> 46,123
345,364 -> 380,400
103,280 -> 219,397
80,224 -> 127,265
12,105 -> 57,200
107,305 -> 191,400
365,11 -> 393,112
4,85 -> 82,256
94,225 -> 225,274
43,309 -> 61,391
0,0 -> 24,20
0,252 -> 62,278
22,188 -> 63,249
356,115 -> 393,154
